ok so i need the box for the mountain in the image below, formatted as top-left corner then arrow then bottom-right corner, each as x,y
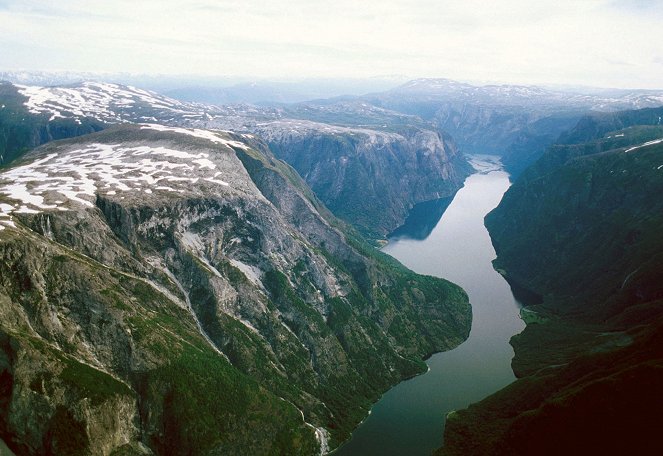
164,77 -> 406,105
363,78 -> 663,178
382,78 -> 663,109
557,105 -> 663,145
0,82 -> 104,166
438,110 -> 663,455
1,81 -> 471,239
0,124 -> 471,455
184,98 -> 471,238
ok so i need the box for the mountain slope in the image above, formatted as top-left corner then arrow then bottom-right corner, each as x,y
0,125 -> 471,454
251,119 -> 470,238
439,114 -> 663,455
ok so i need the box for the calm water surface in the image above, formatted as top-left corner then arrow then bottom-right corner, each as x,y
333,156 -> 525,456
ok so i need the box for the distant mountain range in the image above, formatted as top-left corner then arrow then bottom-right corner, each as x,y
0,71 -> 409,104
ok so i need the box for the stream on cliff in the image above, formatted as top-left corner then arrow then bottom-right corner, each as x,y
333,155 -> 526,455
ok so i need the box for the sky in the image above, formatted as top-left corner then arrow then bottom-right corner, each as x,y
1,0 -> 662,89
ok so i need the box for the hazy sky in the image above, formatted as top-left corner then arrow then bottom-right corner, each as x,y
1,0 -> 662,88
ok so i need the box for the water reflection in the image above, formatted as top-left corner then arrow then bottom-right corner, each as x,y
388,155 -> 503,242
387,196 -> 454,241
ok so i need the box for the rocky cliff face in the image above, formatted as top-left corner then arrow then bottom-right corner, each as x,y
252,120 -> 470,238
365,78 -> 663,178
0,125 -> 471,455
439,114 -> 663,455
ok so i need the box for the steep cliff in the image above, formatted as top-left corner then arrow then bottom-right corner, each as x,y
365,78 -> 663,178
0,125 -> 471,455
252,120 -> 470,238
0,82 -> 104,166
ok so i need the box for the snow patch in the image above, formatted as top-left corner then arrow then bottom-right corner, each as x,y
0,143 -> 233,218
15,82 -> 200,124
139,124 -> 249,150
624,137 -> 663,153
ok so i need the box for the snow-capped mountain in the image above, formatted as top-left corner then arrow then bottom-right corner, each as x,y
14,81 -> 214,124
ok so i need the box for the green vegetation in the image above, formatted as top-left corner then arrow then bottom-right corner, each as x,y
488,140 -> 663,319
0,125 -> 472,455
0,229 -> 318,455
60,358 -> 133,406
439,318 -> 663,456
142,341 -> 317,455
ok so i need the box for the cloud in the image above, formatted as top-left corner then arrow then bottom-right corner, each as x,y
0,0 -> 661,88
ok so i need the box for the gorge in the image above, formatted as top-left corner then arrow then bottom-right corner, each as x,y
1,75 -> 663,455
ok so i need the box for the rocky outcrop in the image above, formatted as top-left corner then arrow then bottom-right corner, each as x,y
0,125 -> 471,455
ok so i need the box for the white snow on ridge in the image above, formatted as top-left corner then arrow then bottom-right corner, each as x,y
0,203 -> 16,229
253,119 -> 402,145
139,124 -> 249,150
624,137 -> 663,153
15,82 -> 203,124
0,143 -> 234,224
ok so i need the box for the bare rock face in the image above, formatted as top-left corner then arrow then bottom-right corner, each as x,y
0,125 -> 470,455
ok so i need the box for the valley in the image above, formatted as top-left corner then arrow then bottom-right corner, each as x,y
0,123 -> 470,454
0,73 -> 662,455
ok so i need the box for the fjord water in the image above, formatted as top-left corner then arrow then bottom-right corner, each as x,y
333,156 -> 525,455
